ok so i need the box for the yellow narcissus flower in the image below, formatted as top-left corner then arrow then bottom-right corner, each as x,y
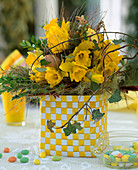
59,61 -> 87,82
75,50 -> 91,67
45,67 -> 68,88
43,18 -> 58,31
71,66 -> 87,82
29,65 -> 46,83
43,18 -> 70,54
87,28 -> 99,42
72,40 -> 94,56
26,49 -> 43,67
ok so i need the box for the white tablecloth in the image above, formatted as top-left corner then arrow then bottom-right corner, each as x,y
0,97 -> 138,170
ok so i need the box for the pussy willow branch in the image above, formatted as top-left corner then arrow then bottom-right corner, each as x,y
31,31 -> 138,70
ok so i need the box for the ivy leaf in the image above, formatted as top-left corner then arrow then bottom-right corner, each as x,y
47,120 -> 55,133
92,109 -> 105,123
112,39 -> 125,45
36,67 -> 47,72
63,122 -> 72,136
108,89 -> 122,103
90,81 -> 99,91
40,59 -> 51,66
72,121 -> 83,131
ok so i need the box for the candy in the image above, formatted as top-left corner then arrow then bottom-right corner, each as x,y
3,147 -> 10,153
39,152 -> 46,158
114,145 -> 122,150
111,151 -> 120,156
20,157 -> 29,163
111,163 -> 118,166
129,148 -> 135,154
17,153 -> 22,159
34,159 -> 40,165
0,153 -> 2,158
128,154 -> 136,162
52,155 -> 61,161
104,154 -> 109,158
117,153 -> 123,158
121,155 -> 130,162
115,157 -> 121,162
109,154 -> 115,161
8,156 -> 17,163
21,149 -> 29,155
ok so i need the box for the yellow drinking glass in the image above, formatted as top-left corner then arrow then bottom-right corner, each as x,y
2,92 -> 26,126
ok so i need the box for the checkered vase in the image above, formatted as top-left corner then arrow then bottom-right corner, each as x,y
40,94 -> 107,157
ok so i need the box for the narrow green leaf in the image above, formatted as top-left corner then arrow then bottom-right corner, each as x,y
26,41 -> 31,47
36,67 -> 47,72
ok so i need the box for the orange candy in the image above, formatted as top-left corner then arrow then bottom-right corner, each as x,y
3,147 -> 10,153
8,156 -> 17,163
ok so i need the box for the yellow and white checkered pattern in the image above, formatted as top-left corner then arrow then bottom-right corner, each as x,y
40,94 -> 107,157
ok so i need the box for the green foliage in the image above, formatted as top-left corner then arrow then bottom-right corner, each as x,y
123,57 -> 138,86
108,89 -> 122,103
40,59 -> 51,66
63,121 -> 83,136
20,36 -> 47,51
47,120 -> 55,133
90,81 -> 99,91
35,67 -> 47,72
92,109 -> 105,122
112,39 -> 125,45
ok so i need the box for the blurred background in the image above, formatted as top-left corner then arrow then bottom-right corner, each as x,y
0,0 -> 137,62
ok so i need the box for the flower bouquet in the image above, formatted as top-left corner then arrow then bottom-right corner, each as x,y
0,10 -> 137,157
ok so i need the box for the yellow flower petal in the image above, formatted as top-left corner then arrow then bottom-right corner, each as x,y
91,73 -> 104,83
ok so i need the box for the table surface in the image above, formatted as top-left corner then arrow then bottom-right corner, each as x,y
0,96 -> 138,170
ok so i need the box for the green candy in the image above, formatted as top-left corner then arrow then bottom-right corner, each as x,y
21,150 -> 29,155
0,153 -> 2,158
128,154 -> 137,162
109,154 -> 115,161
17,153 -> 22,159
119,150 -> 128,155
52,155 -> 61,161
20,157 -> 29,163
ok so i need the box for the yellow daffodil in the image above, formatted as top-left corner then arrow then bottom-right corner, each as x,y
26,49 -> 43,67
43,18 -> 58,31
87,28 -> 99,42
29,65 -> 46,83
75,50 -> 91,66
72,40 -> 94,56
71,65 -> 87,82
45,67 -> 68,88
43,18 -> 70,54
59,61 -> 87,82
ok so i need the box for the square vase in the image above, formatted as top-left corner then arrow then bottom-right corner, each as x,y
40,94 -> 107,157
